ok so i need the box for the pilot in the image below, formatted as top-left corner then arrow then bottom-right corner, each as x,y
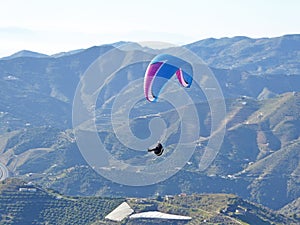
148,142 -> 164,156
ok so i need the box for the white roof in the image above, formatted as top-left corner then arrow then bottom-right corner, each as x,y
105,202 -> 134,222
129,211 -> 192,220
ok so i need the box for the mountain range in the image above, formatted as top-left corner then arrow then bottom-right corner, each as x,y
0,35 -> 299,217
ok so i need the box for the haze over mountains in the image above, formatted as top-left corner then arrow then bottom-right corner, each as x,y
0,34 -> 299,216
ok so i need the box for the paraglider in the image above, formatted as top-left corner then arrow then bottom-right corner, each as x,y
144,54 -> 193,156
148,142 -> 164,156
144,54 -> 193,102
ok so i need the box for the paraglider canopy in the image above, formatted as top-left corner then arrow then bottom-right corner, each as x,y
144,54 -> 193,102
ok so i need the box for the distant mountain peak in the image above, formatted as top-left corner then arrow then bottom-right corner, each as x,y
1,50 -> 49,60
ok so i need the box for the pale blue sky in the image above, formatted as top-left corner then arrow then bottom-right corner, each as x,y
0,0 -> 299,57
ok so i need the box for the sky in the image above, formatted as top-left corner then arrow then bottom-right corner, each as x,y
0,0 -> 299,57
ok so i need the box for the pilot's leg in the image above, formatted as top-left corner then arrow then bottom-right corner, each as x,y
148,147 -> 157,152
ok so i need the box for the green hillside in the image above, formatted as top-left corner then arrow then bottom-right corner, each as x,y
0,178 -> 298,225
0,178 -> 124,225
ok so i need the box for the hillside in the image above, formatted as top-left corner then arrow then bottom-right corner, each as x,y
0,178 -> 298,225
0,93 -> 298,209
0,35 -> 299,212
0,178 -> 124,225
279,197 -> 300,218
